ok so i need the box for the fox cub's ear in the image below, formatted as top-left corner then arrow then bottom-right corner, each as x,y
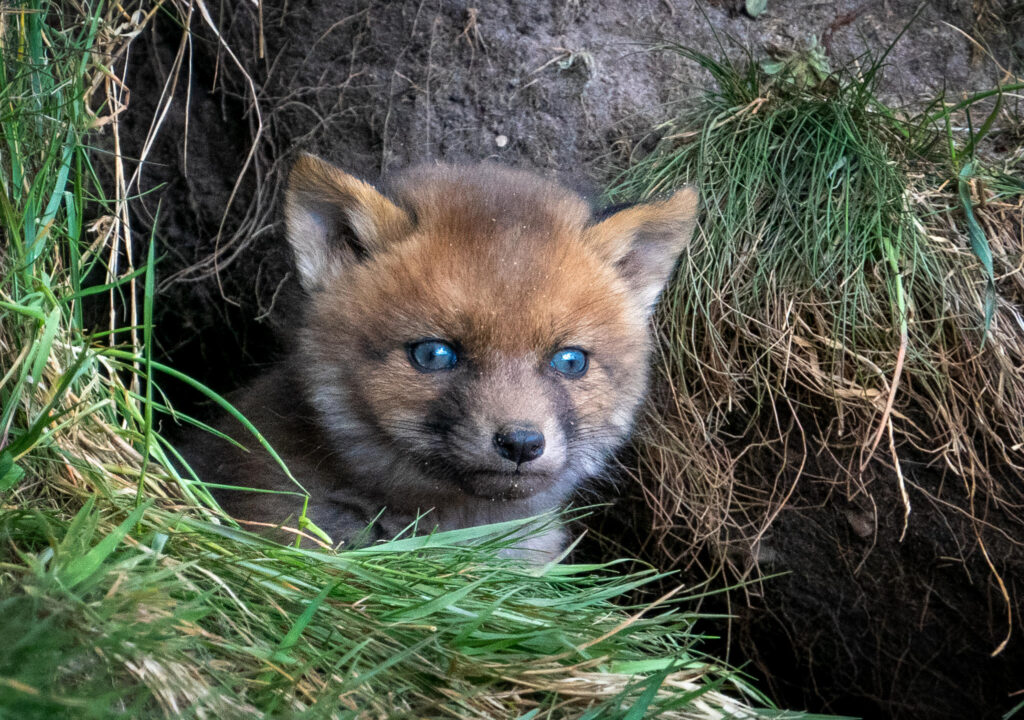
586,187 -> 699,316
285,153 -> 413,290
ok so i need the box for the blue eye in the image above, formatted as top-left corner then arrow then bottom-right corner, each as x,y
408,339 -> 458,372
550,347 -> 588,378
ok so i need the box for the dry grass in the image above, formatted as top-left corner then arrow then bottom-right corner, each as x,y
611,46 -> 1024,646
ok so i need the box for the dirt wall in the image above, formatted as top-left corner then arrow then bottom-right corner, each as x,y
109,2 -> 1023,718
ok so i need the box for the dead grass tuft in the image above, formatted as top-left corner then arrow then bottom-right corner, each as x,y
612,46 -> 1024,653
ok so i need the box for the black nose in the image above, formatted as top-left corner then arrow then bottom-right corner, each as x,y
493,428 -> 545,464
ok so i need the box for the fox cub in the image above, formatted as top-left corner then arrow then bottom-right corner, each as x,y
185,154 -> 697,559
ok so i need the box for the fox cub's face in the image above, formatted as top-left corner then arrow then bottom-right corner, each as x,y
286,155 -> 697,505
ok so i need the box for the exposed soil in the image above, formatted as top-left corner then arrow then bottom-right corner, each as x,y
106,1 -> 1023,718
579,431 -> 1024,719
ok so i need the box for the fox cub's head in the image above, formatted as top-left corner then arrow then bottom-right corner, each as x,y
286,155 -> 697,504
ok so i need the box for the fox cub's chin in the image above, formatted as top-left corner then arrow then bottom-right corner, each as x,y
183,155 -> 697,562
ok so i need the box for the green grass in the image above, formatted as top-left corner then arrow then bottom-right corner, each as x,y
0,4 -> 825,718
615,45 -> 932,392
2,500 -> 778,719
